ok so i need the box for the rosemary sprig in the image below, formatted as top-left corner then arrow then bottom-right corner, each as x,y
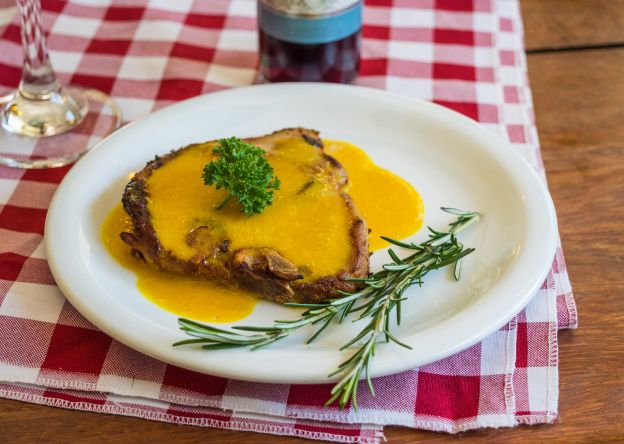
174,207 -> 480,409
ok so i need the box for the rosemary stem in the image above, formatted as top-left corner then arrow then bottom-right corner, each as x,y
174,208 -> 481,411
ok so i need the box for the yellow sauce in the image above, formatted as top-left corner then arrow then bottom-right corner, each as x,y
101,138 -> 424,323
324,140 -> 424,250
146,138 -> 352,281
101,204 -> 257,323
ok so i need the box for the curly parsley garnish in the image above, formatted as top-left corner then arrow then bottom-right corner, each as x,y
202,137 -> 280,216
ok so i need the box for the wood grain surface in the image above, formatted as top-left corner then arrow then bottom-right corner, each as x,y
521,0 -> 624,51
2,1 -> 623,443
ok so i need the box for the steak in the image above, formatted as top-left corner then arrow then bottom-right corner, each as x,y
121,128 -> 369,304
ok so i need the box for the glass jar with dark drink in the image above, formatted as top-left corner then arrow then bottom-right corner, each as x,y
258,0 -> 362,83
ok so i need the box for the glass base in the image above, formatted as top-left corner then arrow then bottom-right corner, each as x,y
0,87 -> 122,169
2,87 -> 88,137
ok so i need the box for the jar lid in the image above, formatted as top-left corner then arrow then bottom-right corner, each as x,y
261,0 -> 360,15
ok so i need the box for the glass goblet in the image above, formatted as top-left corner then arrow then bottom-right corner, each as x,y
0,0 -> 122,168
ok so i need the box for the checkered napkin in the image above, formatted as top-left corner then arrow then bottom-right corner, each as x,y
0,1 -> 577,442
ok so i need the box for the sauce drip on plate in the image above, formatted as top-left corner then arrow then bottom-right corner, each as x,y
101,139 -> 424,323
101,204 -> 257,323
324,140 -> 424,251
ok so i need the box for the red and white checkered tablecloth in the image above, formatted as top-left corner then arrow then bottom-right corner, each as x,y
0,1 -> 577,442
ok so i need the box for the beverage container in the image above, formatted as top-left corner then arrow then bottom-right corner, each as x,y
257,0 -> 362,83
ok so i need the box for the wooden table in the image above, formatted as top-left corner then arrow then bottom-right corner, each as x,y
1,1 -> 623,442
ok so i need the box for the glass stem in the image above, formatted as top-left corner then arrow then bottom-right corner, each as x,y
17,0 -> 60,100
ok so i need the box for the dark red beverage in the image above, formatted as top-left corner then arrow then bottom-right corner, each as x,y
257,1 -> 362,83
259,29 -> 360,83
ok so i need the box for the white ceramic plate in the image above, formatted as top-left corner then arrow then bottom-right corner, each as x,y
45,83 -> 557,384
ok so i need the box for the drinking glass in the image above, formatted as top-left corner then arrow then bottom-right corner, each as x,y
0,0 -> 122,168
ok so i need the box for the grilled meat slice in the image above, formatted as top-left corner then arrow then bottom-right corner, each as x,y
121,127 -> 369,304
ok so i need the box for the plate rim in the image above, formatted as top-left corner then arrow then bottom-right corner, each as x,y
45,82 -> 558,383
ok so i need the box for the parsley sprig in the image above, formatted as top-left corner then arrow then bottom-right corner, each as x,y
202,137 -> 280,216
